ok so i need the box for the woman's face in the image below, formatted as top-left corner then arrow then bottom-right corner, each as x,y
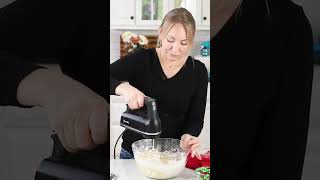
160,23 -> 192,61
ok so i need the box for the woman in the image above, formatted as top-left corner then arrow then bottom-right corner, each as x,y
213,0 -> 313,179
110,8 -> 209,159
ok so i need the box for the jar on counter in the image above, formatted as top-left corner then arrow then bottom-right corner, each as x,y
201,46 -> 209,56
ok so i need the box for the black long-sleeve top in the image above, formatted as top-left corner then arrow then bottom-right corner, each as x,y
212,0 -> 313,179
0,0 -> 108,106
110,48 -> 208,154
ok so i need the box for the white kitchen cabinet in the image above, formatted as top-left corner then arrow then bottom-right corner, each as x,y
110,0 -> 209,30
135,0 -> 169,25
110,96 -> 127,158
170,0 -> 210,28
169,0 -> 202,26
110,0 -> 136,26
201,0 -> 210,26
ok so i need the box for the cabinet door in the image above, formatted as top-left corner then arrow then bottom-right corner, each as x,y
169,0 -> 201,26
110,96 -> 127,158
136,0 -> 169,25
111,0 -> 135,26
201,0 -> 210,25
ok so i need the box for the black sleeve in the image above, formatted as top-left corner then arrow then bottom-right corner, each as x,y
110,77 -> 123,95
0,52 -> 44,106
110,53 -> 142,94
182,63 -> 209,136
58,1 -> 109,100
59,60 -> 109,100
0,0 -> 76,57
268,6 -> 314,179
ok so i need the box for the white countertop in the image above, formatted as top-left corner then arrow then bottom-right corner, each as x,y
110,160 -> 198,180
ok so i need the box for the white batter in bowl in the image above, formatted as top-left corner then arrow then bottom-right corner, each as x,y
132,138 -> 188,179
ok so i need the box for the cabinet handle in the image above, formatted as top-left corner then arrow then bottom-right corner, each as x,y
130,16 -> 134,20
203,17 -> 207,21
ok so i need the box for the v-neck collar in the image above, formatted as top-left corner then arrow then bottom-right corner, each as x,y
151,48 -> 189,81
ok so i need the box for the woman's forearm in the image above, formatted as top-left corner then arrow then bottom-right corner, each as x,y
16,68 -> 97,108
17,68 -> 58,107
115,81 -> 130,96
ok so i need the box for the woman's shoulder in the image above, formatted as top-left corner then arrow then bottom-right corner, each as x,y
188,57 -> 208,77
270,0 -> 311,37
270,0 -> 306,21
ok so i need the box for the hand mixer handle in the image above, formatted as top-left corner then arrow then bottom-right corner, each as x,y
144,97 -> 161,136
125,96 -> 155,112
143,96 -> 157,119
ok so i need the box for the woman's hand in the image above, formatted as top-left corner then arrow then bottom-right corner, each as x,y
48,91 -> 109,152
180,134 -> 202,160
115,82 -> 145,110
17,69 -> 109,152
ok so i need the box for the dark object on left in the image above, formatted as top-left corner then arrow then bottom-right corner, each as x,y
35,134 -> 108,180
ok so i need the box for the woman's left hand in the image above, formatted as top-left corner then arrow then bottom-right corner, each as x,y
180,134 -> 202,160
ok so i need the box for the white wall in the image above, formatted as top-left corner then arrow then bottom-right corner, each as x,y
299,0 -> 320,40
0,0 -> 15,8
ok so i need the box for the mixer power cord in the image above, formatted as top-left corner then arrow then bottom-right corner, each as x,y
114,129 -> 126,159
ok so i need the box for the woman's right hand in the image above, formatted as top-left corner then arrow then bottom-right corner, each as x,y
115,82 -> 145,110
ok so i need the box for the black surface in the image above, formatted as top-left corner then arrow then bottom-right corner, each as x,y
35,159 -> 106,180
34,134 -> 109,179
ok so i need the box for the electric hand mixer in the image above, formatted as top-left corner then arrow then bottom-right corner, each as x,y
120,96 -> 161,138
110,97 -> 162,179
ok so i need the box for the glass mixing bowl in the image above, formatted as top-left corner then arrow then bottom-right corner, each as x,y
132,138 -> 188,179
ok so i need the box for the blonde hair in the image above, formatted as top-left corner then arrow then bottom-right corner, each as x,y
159,8 -> 196,45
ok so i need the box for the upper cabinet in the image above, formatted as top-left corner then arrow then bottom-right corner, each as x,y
201,0 -> 210,26
110,0 -> 135,26
135,0 -> 169,25
110,0 -> 210,30
169,0 -> 201,26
